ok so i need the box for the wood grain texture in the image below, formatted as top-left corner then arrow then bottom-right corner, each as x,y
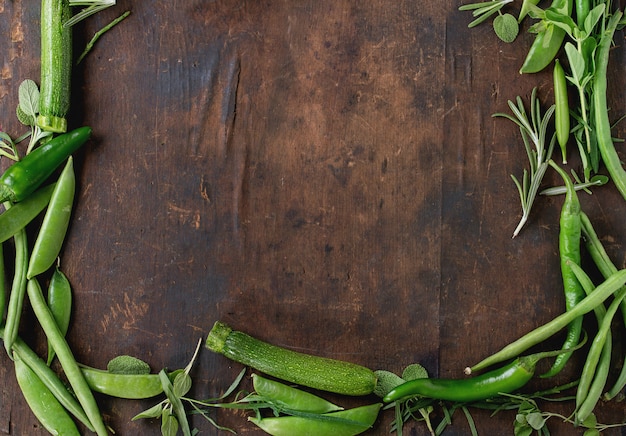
0,0 -> 625,434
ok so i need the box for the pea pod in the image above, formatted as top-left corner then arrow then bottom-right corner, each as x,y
252,373 -> 343,414
0,126 -> 91,204
80,366 -> 164,399
46,267 -> 73,365
0,243 -> 5,322
575,0 -> 589,27
248,403 -> 382,436
0,184 -> 55,244
553,61 -> 570,163
3,226 -> 28,356
14,354 -> 80,435
27,157 -> 76,279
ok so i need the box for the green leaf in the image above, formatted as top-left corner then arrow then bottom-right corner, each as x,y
493,13 -> 519,42
584,4 -> 606,35
132,403 -> 164,420
525,412 -> 547,430
373,370 -> 405,397
401,363 -> 428,381
161,409 -> 179,436
18,79 -> 39,120
107,355 -> 151,374
16,105 -> 35,126
173,371 -> 192,398
564,43 -> 585,85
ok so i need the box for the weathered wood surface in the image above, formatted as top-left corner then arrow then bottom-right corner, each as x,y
0,0 -> 625,434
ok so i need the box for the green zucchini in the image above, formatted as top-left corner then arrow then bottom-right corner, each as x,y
206,321 -> 377,396
37,0 -> 72,133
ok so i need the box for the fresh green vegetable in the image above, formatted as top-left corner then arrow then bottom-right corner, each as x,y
519,0 -> 540,22
553,61 -> 570,163
3,225 -> 28,356
206,321 -> 377,396
26,278 -> 108,435
27,157 -> 75,279
14,354 -> 81,435
38,0 -> 72,133
80,366 -> 164,399
252,373 -> 343,414
592,10 -> 626,201
248,403 -> 382,436
0,184 -> 55,244
45,267 -> 73,365
468,267 -> 626,373
540,161 -> 583,378
575,0 -> 590,27
0,126 -> 91,204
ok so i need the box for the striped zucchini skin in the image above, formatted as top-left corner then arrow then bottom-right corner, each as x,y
206,321 -> 377,396
38,0 -> 72,133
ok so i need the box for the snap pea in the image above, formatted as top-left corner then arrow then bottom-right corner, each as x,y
27,157 -> 76,279
0,184 -> 55,244
248,403 -> 382,436
519,0 -> 573,74
26,278 -> 108,435
14,353 -> 81,435
553,61 -> 570,163
541,161 -> 583,378
79,366 -> 164,399
3,226 -> 28,356
469,268 -> 626,373
575,0 -> 589,27
0,126 -> 91,204
46,267 -> 73,365
252,373 -> 343,414
2,329 -> 95,432
0,244 -> 5,322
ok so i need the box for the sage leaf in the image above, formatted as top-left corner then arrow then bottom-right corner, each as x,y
493,13 -> 519,42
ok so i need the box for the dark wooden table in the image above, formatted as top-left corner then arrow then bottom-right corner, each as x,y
0,0 -> 625,434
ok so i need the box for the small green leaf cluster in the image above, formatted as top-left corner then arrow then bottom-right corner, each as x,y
459,1 -> 519,43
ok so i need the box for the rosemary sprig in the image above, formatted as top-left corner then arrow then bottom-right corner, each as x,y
493,88 -> 555,238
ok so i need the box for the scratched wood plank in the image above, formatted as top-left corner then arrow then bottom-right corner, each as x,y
0,0 -> 625,435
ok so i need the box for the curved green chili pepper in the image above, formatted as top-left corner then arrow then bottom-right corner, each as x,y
46,267 -> 73,365
27,157 -> 76,279
541,161 -> 584,378
14,354 -> 81,435
249,403 -> 382,436
0,184 -> 55,244
519,0 -> 573,74
0,126 -> 91,204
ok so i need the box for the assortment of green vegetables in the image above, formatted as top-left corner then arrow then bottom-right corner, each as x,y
2,0 -> 626,435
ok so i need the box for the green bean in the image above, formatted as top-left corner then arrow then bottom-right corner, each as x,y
14,353 -> 81,435
541,161 -> 583,378
3,225 -> 28,356
27,157 -> 75,279
0,329 -> 95,431
26,278 -> 108,435
0,184 -> 55,244
575,0 -> 590,27
46,267 -> 73,365
80,366 -> 164,399
0,243 -> 5,322
469,268 -> 626,373
593,11 -> 626,200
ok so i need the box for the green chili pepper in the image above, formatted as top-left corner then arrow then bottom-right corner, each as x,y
541,161 -> 583,378
46,267 -> 73,365
26,278 -> 108,436
27,157 -> 76,279
79,365 -> 165,399
248,403 -> 382,436
592,11 -> 626,201
0,184 -> 55,244
575,0 -> 590,27
0,126 -> 91,204
469,267 -> 626,373
519,0 -> 573,74
14,353 -> 81,436
37,0 -> 72,133
553,61 -> 570,163
252,373 -> 343,414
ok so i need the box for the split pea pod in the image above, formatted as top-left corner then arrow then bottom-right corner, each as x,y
469,267 -> 626,373
46,267 -> 73,365
14,354 -> 81,435
27,157 -> 76,279
252,373 -> 343,414
26,278 -> 108,435
541,161 -> 584,378
248,403 -> 382,436
553,61 -> 570,163
0,184 -> 55,244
